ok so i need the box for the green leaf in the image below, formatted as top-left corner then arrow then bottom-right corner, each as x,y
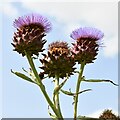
22,67 -> 33,77
53,77 -> 68,103
61,89 -> 92,96
61,89 -> 74,96
78,89 -> 92,95
22,67 -> 28,73
11,69 -> 35,83
83,79 -> 118,86
22,67 -> 36,80
53,78 -> 67,95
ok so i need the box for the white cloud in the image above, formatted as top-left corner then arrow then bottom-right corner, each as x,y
2,3 -> 19,18
103,36 -> 118,57
21,2 -> 118,57
87,109 -> 118,118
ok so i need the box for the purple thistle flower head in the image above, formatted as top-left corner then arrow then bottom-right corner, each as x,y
13,13 -> 52,33
70,27 -> 104,64
12,13 -> 52,56
70,27 -> 104,40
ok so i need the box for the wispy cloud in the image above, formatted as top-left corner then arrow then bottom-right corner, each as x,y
21,2 -> 117,57
2,3 -> 19,18
103,36 -> 118,57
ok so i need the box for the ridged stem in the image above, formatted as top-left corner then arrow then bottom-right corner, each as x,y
25,51 -> 62,119
55,75 -> 63,119
74,61 -> 86,119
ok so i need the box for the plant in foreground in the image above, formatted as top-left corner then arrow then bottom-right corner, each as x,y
11,13 -> 118,120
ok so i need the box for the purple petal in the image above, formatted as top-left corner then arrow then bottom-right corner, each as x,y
70,27 -> 104,40
13,13 -> 52,33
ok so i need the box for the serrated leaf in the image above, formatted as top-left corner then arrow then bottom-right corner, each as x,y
11,69 -> 35,83
61,89 -> 74,96
78,89 -> 92,95
61,89 -> 92,96
83,79 -> 118,86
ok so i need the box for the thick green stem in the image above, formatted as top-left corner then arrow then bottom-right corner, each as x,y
25,51 -> 62,119
25,52 -> 41,85
74,61 -> 86,119
55,75 -> 63,119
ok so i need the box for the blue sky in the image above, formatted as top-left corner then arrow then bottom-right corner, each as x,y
1,1 -> 118,118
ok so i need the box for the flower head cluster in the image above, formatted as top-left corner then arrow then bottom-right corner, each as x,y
40,41 -> 76,78
12,14 -> 52,56
70,27 -> 104,64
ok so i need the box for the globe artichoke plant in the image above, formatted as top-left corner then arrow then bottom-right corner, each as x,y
11,13 -> 118,120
